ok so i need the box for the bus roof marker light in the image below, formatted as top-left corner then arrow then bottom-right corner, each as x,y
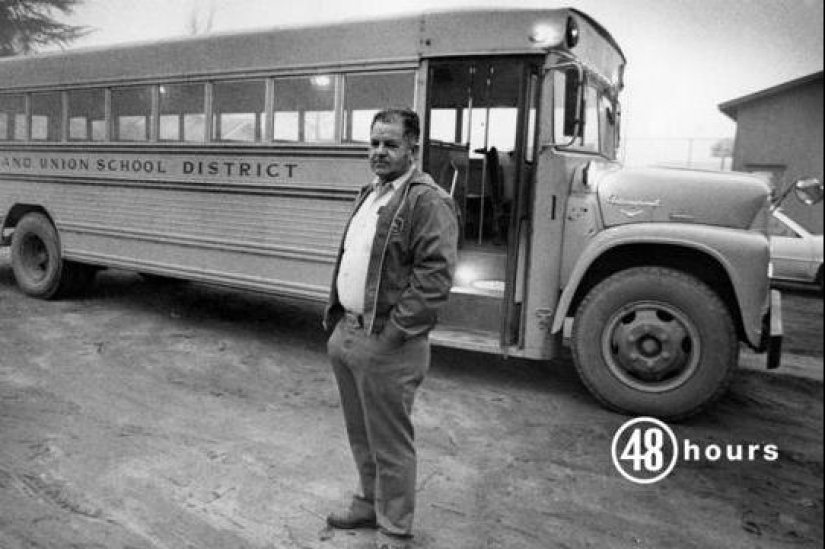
529,23 -> 564,47
565,17 -> 580,48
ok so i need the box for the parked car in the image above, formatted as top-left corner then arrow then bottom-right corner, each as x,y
768,209 -> 823,292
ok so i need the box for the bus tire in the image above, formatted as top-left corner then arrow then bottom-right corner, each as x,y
571,266 -> 738,420
10,213 -> 86,299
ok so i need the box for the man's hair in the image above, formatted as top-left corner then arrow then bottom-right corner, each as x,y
371,108 -> 420,144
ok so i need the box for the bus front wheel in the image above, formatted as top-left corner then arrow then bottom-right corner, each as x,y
571,266 -> 738,420
10,213 -> 93,299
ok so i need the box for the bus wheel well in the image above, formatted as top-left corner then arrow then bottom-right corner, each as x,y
568,244 -> 744,342
2,204 -> 54,244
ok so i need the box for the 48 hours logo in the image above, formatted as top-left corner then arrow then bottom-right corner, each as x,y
611,417 -> 679,484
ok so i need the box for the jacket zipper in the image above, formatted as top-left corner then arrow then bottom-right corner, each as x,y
368,183 -> 412,334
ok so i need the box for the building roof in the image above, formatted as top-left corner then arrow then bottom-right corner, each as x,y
719,71 -> 823,120
719,71 -> 823,121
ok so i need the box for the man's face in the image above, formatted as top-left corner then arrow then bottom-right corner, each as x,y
369,120 -> 416,182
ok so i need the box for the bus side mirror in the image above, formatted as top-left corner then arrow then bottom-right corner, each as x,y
547,62 -> 584,148
772,177 -> 823,210
794,177 -> 823,205
562,67 -> 582,138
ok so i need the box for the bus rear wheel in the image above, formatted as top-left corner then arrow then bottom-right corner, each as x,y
571,266 -> 738,420
10,212 -> 93,299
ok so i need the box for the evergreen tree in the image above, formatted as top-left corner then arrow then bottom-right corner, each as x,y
0,0 -> 87,56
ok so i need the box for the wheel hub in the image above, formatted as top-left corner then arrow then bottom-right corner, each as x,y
604,304 -> 699,391
20,234 -> 49,281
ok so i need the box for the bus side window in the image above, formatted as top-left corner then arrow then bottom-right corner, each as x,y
160,83 -> 206,142
343,71 -> 415,143
0,94 -> 27,141
273,76 -> 336,143
31,92 -> 62,141
213,80 -> 265,143
113,86 -> 152,142
68,89 -> 106,141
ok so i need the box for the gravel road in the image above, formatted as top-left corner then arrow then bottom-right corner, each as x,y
1,253 -> 822,548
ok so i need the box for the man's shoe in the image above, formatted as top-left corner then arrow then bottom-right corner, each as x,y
326,497 -> 377,529
374,530 -> 413,549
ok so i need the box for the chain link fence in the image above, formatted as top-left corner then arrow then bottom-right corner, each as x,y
622,137 -> 733,171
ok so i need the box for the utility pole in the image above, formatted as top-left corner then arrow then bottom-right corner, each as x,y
686,138 -> 694,168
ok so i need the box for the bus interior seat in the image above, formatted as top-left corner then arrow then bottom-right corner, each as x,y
427,140 -> 469,247
465,147 -> 510,245
498,149 -> 516,203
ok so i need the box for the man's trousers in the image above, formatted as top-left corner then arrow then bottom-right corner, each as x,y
327,317 -> 429,537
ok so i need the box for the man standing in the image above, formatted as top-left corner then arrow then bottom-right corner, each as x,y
324,108 -> 458,549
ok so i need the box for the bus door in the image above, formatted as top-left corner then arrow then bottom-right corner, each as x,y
424,57 -> 541,350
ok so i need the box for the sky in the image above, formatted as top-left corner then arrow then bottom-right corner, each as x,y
48,0 -> 825,167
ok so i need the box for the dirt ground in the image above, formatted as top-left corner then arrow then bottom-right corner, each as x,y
1,248 -> 822,549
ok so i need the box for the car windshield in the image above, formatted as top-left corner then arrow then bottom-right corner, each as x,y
771,211 -> 811,238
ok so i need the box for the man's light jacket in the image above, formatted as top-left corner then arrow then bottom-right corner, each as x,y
324,167 -> 459,338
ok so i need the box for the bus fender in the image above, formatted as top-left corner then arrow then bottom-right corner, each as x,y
1,203 -> 56,246
550,223 -> 771,348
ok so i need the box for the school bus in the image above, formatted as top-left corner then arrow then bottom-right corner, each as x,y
1,8 -> 816,418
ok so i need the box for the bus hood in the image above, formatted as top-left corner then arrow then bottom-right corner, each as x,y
594,165 -> 771,229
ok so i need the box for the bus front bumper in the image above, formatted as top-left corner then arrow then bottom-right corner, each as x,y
760,289 -> 783,370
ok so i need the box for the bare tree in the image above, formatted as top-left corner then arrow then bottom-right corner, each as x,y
710,137 -> 735,170
0,0 -> 88,56
186,0 -> 214,36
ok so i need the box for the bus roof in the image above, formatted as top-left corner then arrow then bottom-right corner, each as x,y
0,8 -> 625,91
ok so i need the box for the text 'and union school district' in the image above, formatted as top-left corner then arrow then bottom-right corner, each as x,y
0,154 -> 299,180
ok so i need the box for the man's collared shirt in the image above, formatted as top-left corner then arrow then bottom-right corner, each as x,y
336,168 -> 412,314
